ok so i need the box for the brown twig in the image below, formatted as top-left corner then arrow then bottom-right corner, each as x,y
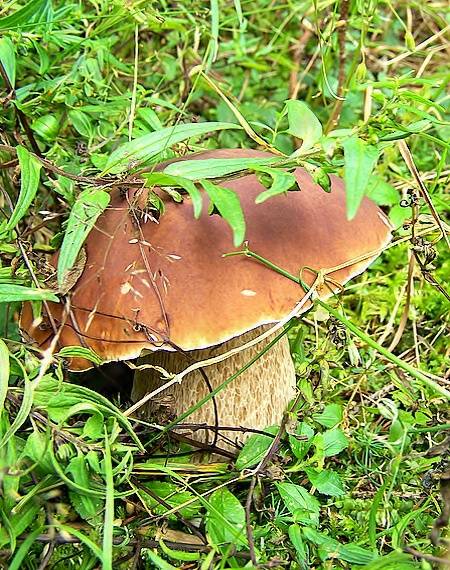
403,546 -> 450,566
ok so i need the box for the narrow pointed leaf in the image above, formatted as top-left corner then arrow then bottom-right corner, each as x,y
0,37 -> 16,87
343,136 -> 379,220
6,146 -> 42,231
102,122 -> 240,174
200,179 -> 246,247
0,284 -> 58,303
164,156 -> 273,180
286,100 -> 323,152
255,166 -> 297,203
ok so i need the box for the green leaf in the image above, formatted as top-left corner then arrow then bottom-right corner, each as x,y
343,136 -> 379,220
200,179 -> 246,247
159,540 -> 200,562
304,468 -> 345,496
141,482 -> 199,520
254,167 -> 297,203
235,425 -> 278,470
276,483 -> 320,526
321,428 -> 349,457
6,146 -> 42,231
0,0 -> 48,31
206,487 -> 247,549
289,422 -> 315,461
144,172 -> 203,218
57,188 -> 110,289
102,122 -> 241,174
7,526 -> 45,570
144,550 -> 177,570
22,429 -> 54,474
164,156 -> 273,180
32,114 -> 61,141
57,346 -> 103,366
285,100 -> 323,152
69,109 -> 94,138
66,455 -> 103,523
288,524 -> 308,568
0,284 -> 58,303
302,527 -> 377,565
313,404 -> 343,428
0,37 -> 16,88
0,339 -> 10,412
366,177 -> 400,206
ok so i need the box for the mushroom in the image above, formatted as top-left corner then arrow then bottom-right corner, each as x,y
21,149 -> 391,449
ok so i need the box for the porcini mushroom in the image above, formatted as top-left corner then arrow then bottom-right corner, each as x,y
21,149 -> 391,448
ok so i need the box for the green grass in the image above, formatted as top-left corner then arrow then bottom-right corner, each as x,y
0,0 -> 449,568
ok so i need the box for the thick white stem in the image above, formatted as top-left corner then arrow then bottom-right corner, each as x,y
131,326 -> 296,449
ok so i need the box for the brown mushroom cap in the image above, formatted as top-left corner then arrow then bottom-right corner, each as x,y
21,149 -> 391,370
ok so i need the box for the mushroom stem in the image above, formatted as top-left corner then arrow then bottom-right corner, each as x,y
131,326 -> 296,449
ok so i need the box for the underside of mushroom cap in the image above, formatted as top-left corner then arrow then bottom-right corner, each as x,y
21,149 -> 392,370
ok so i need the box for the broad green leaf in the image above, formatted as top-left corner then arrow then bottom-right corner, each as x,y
31,114 -> 60,141
302,527 -> 377,564
288,525 -> 308,568
164,156 -> 273,180
144,172 -> 203,218
366,177 -> 400,206
276,483 -> 320,526
0,37 -> 16,87
200,179 -> 246,247
255,166 -> 297,203
22,429 -> 54,474
343,136 -> 379,220
137,108 -> 163,130
0,339 -> 10,411
6,146 -> 42,231
57,188 -> 110,289
289,422 -> 315,461
235,425 -> 278,470
102,122 -> 240,174
0,284 -> 58,303
206,487 -> 247,549
313,404 -> 343,428
67,455 -> 103,523
321,428 -> 349,457
286,100 -> 323,152
304,468 -> 345,496
141,481 -> 198,520
69,109 -> 93,138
